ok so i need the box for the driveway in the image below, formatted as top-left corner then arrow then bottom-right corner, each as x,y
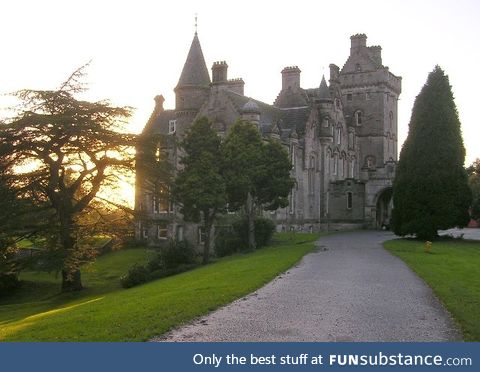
153,231 -> 460,342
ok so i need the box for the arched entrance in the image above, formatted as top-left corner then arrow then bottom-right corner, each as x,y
375,187 -> 393,229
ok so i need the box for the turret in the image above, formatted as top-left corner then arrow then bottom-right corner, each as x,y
350,33 -> 367,55
174,33 -> 211,111
281,66 -> 301,90
212,61 -> 228,83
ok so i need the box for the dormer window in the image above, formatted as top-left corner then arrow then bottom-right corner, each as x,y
168,120 -> 176,134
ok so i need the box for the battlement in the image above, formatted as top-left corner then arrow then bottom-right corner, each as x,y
281,66 -> 301,73
226,78 -> 245,95
350,34 -> 367,54
281,66 -> 301,90
212,61 -> 228,83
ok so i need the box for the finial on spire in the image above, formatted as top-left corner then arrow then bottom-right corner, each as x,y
194,13 -> 198,35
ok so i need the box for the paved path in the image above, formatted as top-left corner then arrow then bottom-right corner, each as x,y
153,231 -> 461,342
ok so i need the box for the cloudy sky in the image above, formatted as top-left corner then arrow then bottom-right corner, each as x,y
1,0 -> 479,165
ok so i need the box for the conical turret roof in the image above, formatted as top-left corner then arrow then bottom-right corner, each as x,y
318,75 -> 332,100
177,33 -> 211,88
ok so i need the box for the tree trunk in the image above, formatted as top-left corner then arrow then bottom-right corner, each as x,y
59,216 -> 83,292
245,192 -> 256,251
202,218 -> 213,265
61,269 -> 83,292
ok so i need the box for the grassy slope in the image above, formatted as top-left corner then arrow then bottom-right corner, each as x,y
1,233 -> 319,341
384,238 -> 480,341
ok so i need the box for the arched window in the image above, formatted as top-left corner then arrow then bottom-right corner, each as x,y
389,111 -> 394,131
333,153 -> 338,175
336,127 -> 341,145
355,111 -> 363,126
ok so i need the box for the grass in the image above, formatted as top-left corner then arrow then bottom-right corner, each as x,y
0,233 -> 320,341
384,238 -> 480,341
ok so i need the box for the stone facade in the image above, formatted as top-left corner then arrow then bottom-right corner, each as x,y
135,32 -> 401,245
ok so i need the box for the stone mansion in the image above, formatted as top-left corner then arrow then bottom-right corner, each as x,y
135,32 -> 402,244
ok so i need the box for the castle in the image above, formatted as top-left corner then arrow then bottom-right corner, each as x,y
135,32 -> 401,244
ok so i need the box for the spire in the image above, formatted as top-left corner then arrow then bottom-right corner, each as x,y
176,33 -> 211,88
318,75 -> 332,101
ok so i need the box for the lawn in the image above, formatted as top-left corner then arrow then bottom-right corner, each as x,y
0,233 -> 320,341
384,238 -> 480,341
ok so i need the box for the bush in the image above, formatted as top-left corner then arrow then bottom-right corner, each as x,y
120,264 -> 150,289
214,228 -> 243,257
233,217 -> 276,250
121,240 -> 198,288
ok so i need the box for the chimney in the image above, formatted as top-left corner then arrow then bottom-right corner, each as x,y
154,95 -> 165,113
368,46 -> 382,66
281,66 -> 301,90
350,34 -> 367,54
212,61 -> 228,83
329,64 -> 340,83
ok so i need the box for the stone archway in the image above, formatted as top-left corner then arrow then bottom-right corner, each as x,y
375,187 -> 393,229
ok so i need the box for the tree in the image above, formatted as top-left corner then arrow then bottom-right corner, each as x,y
392,66 -> 471,239
173,117 -> 226,264
467,158 -> 480,221
222,120 -> 294,250
0,66 -> 136,291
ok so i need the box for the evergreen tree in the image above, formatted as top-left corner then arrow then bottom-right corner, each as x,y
392,66 -> 471,239
173,117 -> 226,264
0,66 -> 135,291
222,120 -> 294,250
466,158 -> 480,221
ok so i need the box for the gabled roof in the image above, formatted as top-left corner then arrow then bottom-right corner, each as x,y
176,33 -> 211,88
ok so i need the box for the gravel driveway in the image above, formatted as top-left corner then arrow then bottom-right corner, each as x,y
153,231 -> 460,342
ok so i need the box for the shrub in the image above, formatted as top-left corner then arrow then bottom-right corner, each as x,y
120,264 -> 150,289
233,217 -> 276,250
214,228 -> 243,257
121,240 -> 198,288
0,274 -> 19,297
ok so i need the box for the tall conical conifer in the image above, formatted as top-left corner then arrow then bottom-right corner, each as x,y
392,66 -> 471,239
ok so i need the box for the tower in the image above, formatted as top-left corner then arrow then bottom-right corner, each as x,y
339,34 -> 401,173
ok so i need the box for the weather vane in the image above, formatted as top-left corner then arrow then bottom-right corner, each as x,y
195,13 -> 198,34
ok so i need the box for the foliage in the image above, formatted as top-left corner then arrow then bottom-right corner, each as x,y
121,240 -> 197,288
214,228 -> 242,257
385,239 -> 480,341
173,117 -> 226,264
222,120 -> 294,249
233,217 -> 276,249
392,66 -> 471,239
0,65 -> 136,291
0,233 -> 320,341
466,158 -> 480,220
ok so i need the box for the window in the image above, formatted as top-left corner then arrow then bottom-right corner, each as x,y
157,225 -> 168,239
176,225 -> 184,241
142,228 -> 148,239
355,111 -> 363,126
323,117 -> 329,128
355,63 -> 362,72
335,98 -> 341,110
289,189 -> 295,214
153,185 -> 169,214
347,192 -> 353,209
168,119 -> 176,134
198,227 -> 206,245
308,155 -> 315,194
350,160 -> 355,178
389,111 -> 394,131
290,145 -> 296,170
347,93 -> 353,102
366,92 -> 371,100
333,154 -> 338,175
336,128 -> 341,145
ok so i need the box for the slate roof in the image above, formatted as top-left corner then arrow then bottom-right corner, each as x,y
318,76 -> 332,101
143,110 -> 176,135
176,33 -> 211,88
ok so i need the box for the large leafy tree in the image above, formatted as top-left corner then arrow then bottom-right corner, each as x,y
392,66 -> 471,239
222,120 -> 294,250
467,158 -> 480,221
173,117 -> 226,264
0,66 -> 135,291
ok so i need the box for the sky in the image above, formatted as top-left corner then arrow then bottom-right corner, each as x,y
1,0 -> 479,170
